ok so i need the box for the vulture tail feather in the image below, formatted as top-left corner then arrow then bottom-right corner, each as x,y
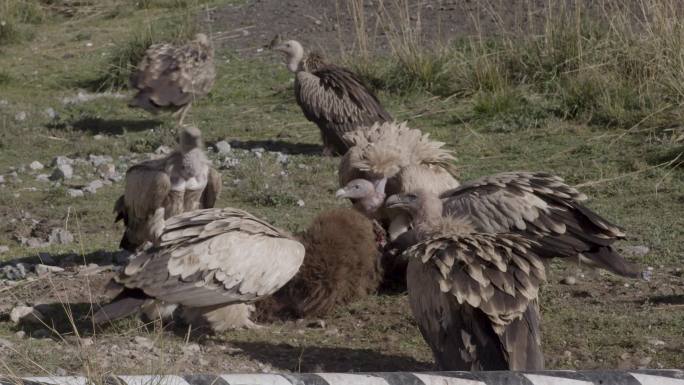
93,293 -> 148,325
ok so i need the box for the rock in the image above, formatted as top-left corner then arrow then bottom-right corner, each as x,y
45,108 -> 57,120
77,263 -> 114,276
88,154 -> 113,167
93,134 -> 104,141
1,263 -> 30,280
638,356 -> 653,368
35,264 -> 65,276
66,188 -> 84,198
24,236 -> 49,248
0,175 -> 4,184
38,253 -> 56,265
54,367 -> 67,376
133,336 -> 154,350
215,141 -> 232,155
10,306 -> 44,325
155,145 -> 172,155
14,331 -> 26,339
49,228 -> 74,245
14,111 -> 27,122
35,174 -> 50,182
621,245 -> 650,258
29,161 -> 44,170
307,319 -> 326,329
51,156 -> 73,167
561,276 -> 577,285
0,246 -> 8,254
297,199 -> 305,207
221,158 -> 240,169
275,152 -> 289,164
647,338 -> 666,346
84,180 -> 104,194
50,164 -> 73,180
97,163 -> 118,181
80,337 -> 94,347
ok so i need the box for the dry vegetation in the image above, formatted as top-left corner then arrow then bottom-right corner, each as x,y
0,0 -> 682,379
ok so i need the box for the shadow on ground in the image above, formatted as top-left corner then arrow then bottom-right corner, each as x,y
232,341 -> 433,372
49,117 -> 163,135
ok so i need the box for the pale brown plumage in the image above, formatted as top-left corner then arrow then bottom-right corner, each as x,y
114,126 -> 221,251
339,121 -> 460,240
94,207 -> 305,326
272,38 -> 392,156
257,208 -> 382,319
129,33 -> 215,126
385,190 -> 545,370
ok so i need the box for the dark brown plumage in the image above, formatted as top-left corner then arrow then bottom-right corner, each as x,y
440,171 -> 643,278
272,38 -> 392,156
385,190 -> 546,370
129,33 -> 215,126
257,208 -> 382,319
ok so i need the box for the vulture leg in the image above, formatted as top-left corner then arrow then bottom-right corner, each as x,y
174,102 -> 192,126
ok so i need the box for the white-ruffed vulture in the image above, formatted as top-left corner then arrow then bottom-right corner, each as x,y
114,125 -> 221,251
94,208 -> 305,326
129,33 -> 215,126
270,36 -> 392,156
385,190 -> 545,370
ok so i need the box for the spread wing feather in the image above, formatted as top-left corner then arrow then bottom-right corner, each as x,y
440,171 -> 640,277
117,208 -> 305,307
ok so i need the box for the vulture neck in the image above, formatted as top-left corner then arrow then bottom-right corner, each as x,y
180,148 -> 208,178
412,194 -> 444,234
413,195 -> 475,238
287,42 -> 305,73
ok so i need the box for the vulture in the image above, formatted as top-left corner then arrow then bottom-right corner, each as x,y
114,125 -> 221,252
257,208 -> 382,320
384,190 -> 546,370
93,208 -> 306,326
129,33 -> 215,126
270,36 -> 392,156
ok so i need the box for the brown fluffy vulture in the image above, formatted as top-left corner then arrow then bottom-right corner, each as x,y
257,208 -> 382,320
385,190 -> 546,370
129,33 -> 215,126
270,37 -> 392,156
93,208 -> 305,326
113,125 -> 221,252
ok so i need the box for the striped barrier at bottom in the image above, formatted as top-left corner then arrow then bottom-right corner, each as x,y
4,370 -> 684,385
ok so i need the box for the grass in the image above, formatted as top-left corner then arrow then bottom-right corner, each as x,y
0,0 -> 682,377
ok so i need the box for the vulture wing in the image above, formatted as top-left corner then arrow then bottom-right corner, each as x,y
117,208 -> 305,307
405,232 -> 545,370
114,158 -> 172,250
295,65 -> 392,153
130,39 -> 215,110
440,171 -> 641,277
200,167 -> 222,209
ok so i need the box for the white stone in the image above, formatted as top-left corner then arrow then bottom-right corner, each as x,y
51,156 -> 73,167
35,174 -> 49,182
0,246 -> 8,253
275,152 -> 289,164
10,306 -> 44,325
155,145 -> 172,155
215,140 -> 232,155
14,111 -> 27,122
88,154 -> 112,167
50,164 -> 73,180
67,188 -> 84,198
44,107 -> 57,119
84,180 -> 104,194
49,228 -> 74,245
297,199 -> 305,207
35,264 -> 65,276
29,161 -> 44,170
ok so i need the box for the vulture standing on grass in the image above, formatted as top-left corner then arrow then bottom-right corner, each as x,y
114,125 -> 221,252
129,33 -> 215,126
385,190 -> 545,370
257,208 -> 382,319
270,36 -> 392,156
94,208 -> 306,326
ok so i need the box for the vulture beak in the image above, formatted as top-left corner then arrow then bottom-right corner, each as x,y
335,188 -> 348,199
385,194 -> 410,209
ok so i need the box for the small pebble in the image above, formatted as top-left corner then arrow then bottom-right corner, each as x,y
561,276 -> 577,285
67,188 -> 84,198
29,161 -> 44,170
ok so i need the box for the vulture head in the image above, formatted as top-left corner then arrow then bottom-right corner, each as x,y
385,190 -> 443,226
271,37 -> 305,73
179,125 -> 203,153
336,178 -> 387,217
